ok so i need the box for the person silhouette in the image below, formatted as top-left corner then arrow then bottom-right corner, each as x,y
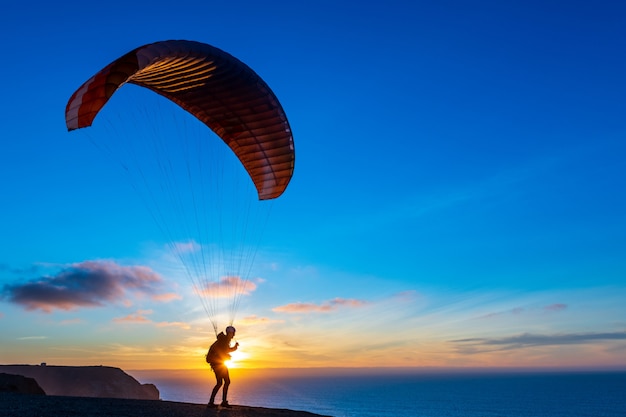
206,326 -> 239,407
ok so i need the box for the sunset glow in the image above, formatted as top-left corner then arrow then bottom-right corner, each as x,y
225,349 -> 249,369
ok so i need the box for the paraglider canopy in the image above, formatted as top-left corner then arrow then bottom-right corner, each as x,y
66,39 -> 295,200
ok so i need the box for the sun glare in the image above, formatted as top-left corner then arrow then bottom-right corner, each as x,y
225,349 -> 249,369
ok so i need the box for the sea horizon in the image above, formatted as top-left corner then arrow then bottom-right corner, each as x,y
129,367 -> 626,417
129,364 -> 626,377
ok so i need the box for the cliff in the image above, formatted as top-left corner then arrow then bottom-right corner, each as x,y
0,365 -> 159,400
0,373 -> 46,395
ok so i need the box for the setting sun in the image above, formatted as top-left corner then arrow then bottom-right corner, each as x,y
225,349 -> 249,369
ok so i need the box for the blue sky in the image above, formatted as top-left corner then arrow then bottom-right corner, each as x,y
1,1 -> 625,370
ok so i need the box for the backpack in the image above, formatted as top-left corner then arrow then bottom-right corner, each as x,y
205,341 -> 218,364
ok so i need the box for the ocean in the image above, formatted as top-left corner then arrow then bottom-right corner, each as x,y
130,369 -> 626,417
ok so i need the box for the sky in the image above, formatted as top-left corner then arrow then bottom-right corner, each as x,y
1,1 -> 625,372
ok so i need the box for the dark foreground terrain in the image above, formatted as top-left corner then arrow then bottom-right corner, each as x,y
0,392 -> 332,417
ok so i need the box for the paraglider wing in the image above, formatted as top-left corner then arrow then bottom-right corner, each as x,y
65,40 -> 294,200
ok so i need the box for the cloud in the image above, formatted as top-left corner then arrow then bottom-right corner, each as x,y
113,309 -> 153,323
198,276 -> 257,298
152,292 -> 183,302
392,290 -> 420,302
477,303 -> 566,320
273,297 -> 369,314
172,240 -> 201,253
2,260 -> 168,313
156,321 -> 191,329
450,331 -> 626,354
113,309 -> 190,329
478,307 -> 525,319
238,314 -> 284,325
544,303 -> 567,312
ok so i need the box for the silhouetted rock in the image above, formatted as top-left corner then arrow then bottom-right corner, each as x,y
0,373 -> 46,395
0,365 -> 158,400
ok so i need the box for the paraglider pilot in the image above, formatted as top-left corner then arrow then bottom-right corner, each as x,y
206,326 -> 239,407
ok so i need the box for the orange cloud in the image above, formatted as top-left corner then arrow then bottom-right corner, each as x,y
113,309 -> 153,323
113,310 -> 190,329
273,297 -> 368,314
156,321 -> 191,329
238,315 -> 284,325
197,276 -> 257,298
152,292 -> 183,302
113,313 -> 151,323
